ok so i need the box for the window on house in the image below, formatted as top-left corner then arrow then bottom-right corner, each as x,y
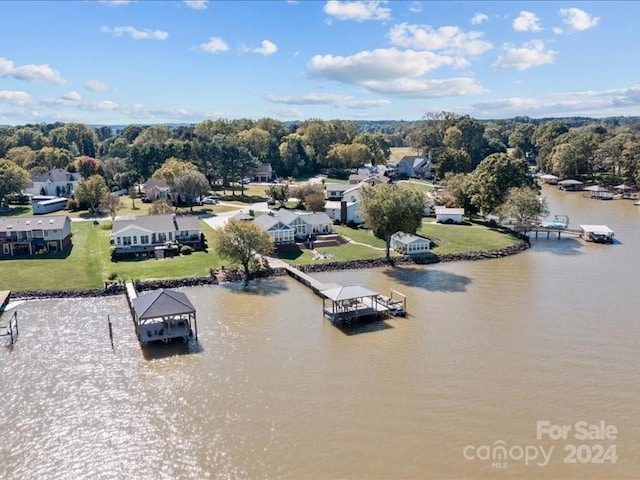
117,237 -> 122,245
132,236 -> 137,245
123,236 -> 132,245
158,233 -> 167,243
2,244 -> 9,255
140,235 -> 149,244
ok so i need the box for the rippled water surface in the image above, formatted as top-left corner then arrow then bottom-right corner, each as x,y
1,186 -> 639,479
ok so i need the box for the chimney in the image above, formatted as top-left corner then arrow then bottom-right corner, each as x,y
340,200 -> 347,224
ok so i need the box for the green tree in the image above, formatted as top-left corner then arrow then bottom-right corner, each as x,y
265,183 -> 289,207
76,175 -> 109,213
0,159 -> 30,205
442,172 -> 475,213
508,123 -> 536,158
149,199 -> 174,215
33,147 -> 73,174
359,183 -> 426,259
128,186 -> 138,209
173,170 -> 210,212
303,191 -> 326,212
214,218 -> 274,285
354,133 -> 391,165
469,153 -> 534,215
99,193 -> 123,221
325,143 -> 373,168
6,146 -> 36,169
497,187 -> 548,233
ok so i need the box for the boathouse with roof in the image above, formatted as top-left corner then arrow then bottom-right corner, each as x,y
131,288 -> 198,344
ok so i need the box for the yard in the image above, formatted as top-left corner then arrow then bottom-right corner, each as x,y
420,219 -> 519,254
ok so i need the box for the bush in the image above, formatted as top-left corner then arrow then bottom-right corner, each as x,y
180,245 -> 193,255
67,198 -> 79,211
107,272 -> 118,281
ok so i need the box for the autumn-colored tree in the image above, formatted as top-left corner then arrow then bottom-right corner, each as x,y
76,175 -> 109,213
75,155 -> 101,179
99,193 -> 123,221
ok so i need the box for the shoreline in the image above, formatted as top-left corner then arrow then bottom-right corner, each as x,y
11,240 -> 530,301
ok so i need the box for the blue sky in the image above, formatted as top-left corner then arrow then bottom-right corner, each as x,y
0,0 -> 637,125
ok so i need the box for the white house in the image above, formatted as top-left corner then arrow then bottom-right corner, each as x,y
0,215 -> 72,257
252,214 -> 295,244
391,232 -> 431,255
325,183 -> 350,201
435,207 -> 465,224
111,214 -> 201,254
143,179 -> 171,202
325,200 -> 361,224
27,169 -> 83,197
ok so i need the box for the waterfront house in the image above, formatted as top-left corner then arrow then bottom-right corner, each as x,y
0,215 -> 72,258
390,232 -> 431,255
435,207 -> 465,224
325,200 -> 361,224
253,163 -> 274,183
111,214 -> 201,255
252,214 -> 296,244
27,169 -> 82,197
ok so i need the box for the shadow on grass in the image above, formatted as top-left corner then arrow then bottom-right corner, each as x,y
220,277 -> 289,296
3,245 -> 73,260
527,235 -> 583,255
334,319 -> 394,336
141,338 -> 204,360
275,247 -> 304,262
0,206 -> 31,217
383,265 -> 473,292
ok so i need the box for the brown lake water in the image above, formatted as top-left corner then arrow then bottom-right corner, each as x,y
1,185 -> 639,479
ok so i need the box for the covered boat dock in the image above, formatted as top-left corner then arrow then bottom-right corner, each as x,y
320,285 -> 390,324
131,288 -> 198,344
580,225 -> 615,243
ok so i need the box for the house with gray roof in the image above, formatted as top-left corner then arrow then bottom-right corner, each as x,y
27,169 -> 83,197
0,215 -> 72,258
395,155 -> 432,179
391,232 -> 431,255
111,214 -> 201,254
254,210 -> 333,243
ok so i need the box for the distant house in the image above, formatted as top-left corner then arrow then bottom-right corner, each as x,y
253,163 -> 274,183
27,169 -> 83,197
325,183 -> 351,201
111,214 -> 201,254
348,173 -> 390,185
0,215 -> 72,258
391,232 -> 431,255
144,179 -> 171,202
435,207 -> 465,224
395,156 -> 432,179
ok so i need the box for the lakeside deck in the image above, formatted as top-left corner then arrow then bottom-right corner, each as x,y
279,262 -> 407,324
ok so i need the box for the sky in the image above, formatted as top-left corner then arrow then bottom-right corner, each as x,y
1,0 -> 638,125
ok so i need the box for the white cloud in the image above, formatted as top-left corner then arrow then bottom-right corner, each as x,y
0,90 -> 32,106
100,26 -> 168,40
0,57 -> 66,84
513,11 -> 542,32
84,80 -> 107,92
361,77 -> 485,98
266,93 -> 389,109
559,8 -> 600,31
408,1 -> 422,13
98,0 -> 132,6
388,23 -> 493,56
324,1 -> 391,22
199,36 -> 229,53
492,40 -> 556,71
308,48 -> 458,84
242,40 -> 278,56
63,91 -> 82,102
183,0 -> 208,9
470,13 -> 488,25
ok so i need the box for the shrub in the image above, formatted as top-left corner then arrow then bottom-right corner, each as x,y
67,198 -> 78,211
180,245 -> 193,255
107,272 -> 118,281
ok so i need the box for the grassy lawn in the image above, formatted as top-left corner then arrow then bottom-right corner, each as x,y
397,179 -> 434,193
334,225 -> 387,248
389,146 -> 419,163
277,243 -> 386,265
420,219 -> 519,255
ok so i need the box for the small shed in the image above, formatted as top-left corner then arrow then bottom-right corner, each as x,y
539,174 -> 559,185
391,232 -> 431,255
583,185 -> 613,200
435,207 -> 464,224
33,197 -> 67,214
132,289 -> 197,344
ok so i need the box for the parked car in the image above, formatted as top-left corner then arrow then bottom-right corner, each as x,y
240,178 -> 251,184
201,196 -> 219,204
